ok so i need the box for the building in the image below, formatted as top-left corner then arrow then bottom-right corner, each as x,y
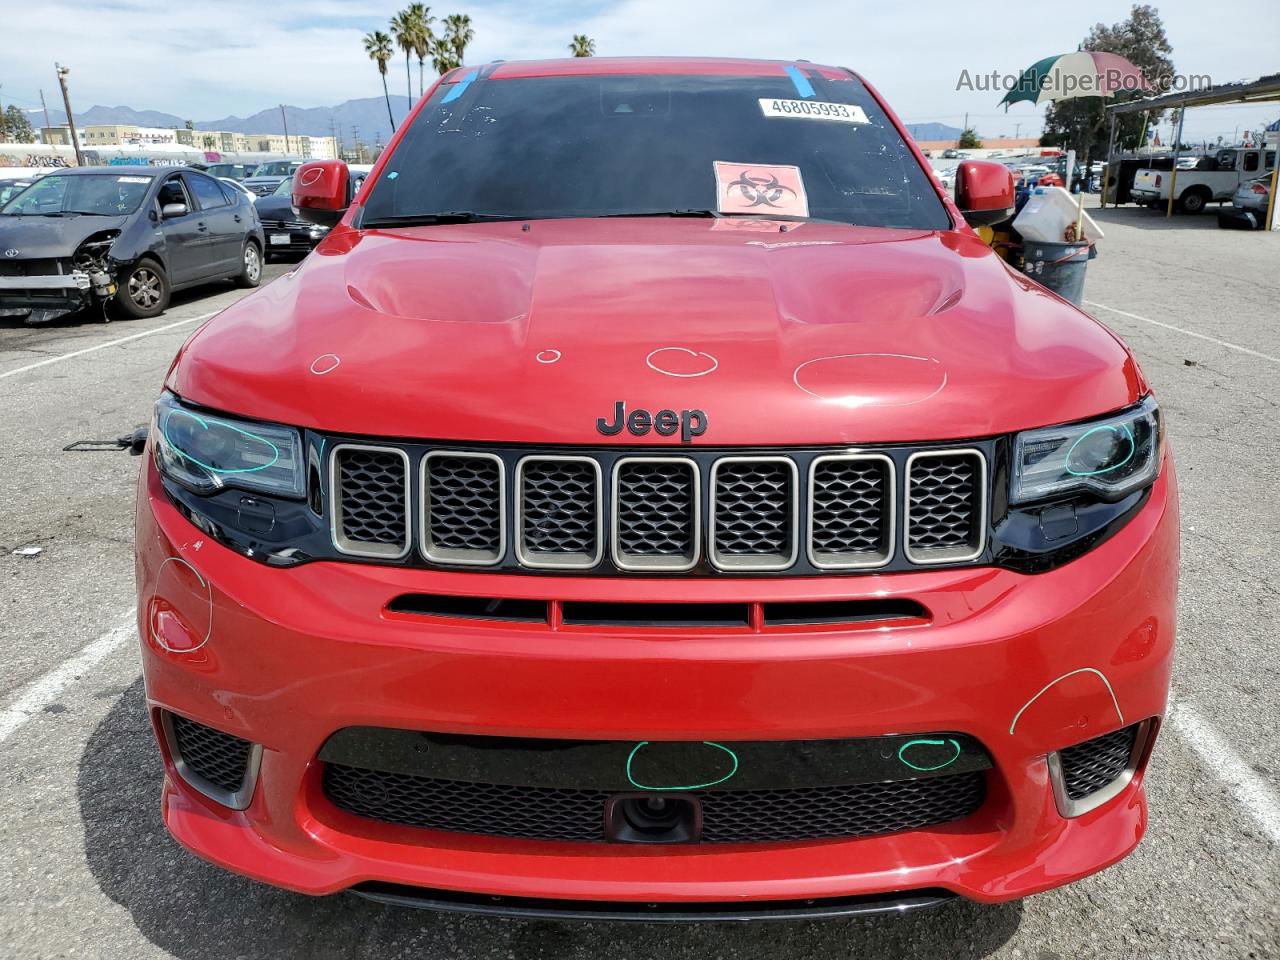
82,124 -> 178,146
39,127 -> 73,145
37,122 -> 338,161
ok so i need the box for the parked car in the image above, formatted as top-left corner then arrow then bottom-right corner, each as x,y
942,148 -> 959,158
1131,147 -> 1277,213
137,57 -> 1176,918
0,165 -> 264,324
204,162 -> 257,181
0,176 -> 38,205
219,177 -> 259,207
254,175 -> 328,258
241,159 -> 304,196
1217,175 -> 1272,229
931,166 -> 955,190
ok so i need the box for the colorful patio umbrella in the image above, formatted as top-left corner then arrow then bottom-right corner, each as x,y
1000,52 -> 1149,108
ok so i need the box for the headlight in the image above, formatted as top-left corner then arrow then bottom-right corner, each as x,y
153,392 -> 304,497
1012,397 -> 1160,504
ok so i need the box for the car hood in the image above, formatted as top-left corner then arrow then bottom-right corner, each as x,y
0,213 -> 130,259
170,218 -> 1145,445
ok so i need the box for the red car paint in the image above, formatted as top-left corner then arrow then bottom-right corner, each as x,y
137,57 -> 1177,913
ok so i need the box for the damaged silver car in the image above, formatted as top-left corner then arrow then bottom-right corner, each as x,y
0,166 -> 265,324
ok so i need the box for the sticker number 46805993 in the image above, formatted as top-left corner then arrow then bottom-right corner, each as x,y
758,98 -> 870,124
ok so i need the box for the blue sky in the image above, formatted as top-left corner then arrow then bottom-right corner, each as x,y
3,0 -> 1278,140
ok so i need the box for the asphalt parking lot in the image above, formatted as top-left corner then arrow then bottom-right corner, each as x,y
1,208 -> 1278,959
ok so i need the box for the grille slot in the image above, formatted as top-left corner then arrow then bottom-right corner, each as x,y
905,449 -> 986,564
164,713 -> 261,810
561,601 -> 750,628
323,763 -> 985,844
331,444 -> 410,558
515,456 -> 602,569
1059,725 -> 1140,801
761,598 -> 929,626
387,593 -> 548,623
808,454 -> 895,568
422,451 -> 504,565
710,457 -> 798,570
612,458 -> 699,570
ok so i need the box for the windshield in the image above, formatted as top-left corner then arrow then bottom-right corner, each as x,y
252,162 -> 296,177
0,173 -> 153,216
362,72 -> 950,230
206,163 -> 248,178
271,176 -> 294,197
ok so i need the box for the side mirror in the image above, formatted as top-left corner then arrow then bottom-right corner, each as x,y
292,160 -> 350,228
955,161 -> 1015,228
161,202 -> 188,219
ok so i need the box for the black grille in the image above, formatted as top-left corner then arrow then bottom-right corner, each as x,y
810,456 -> 892,566
712,459 -> 795,568
907,452 -> 983,560
323,764 -> 985,844
424,453 -> 503,562
334,446 -> 407,554
518,458 -> 599,565
170,715 -> 251,794
614,459 -> 697,567
1059,725 -> 1138,801
325,766 -> 608,842
0,258 -> 65,277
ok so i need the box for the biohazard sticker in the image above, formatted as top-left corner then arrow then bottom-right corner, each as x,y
713,161 -> 809,218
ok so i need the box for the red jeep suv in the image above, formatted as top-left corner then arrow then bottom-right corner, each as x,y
135,57 -> 1177,920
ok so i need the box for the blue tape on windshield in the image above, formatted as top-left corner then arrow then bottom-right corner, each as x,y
785,65 -> 816,98
442,70 -> 477,104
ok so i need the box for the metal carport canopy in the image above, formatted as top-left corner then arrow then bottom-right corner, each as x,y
1105,72 -> 1280,114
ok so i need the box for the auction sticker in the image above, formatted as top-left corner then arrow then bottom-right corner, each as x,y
758,98 -> 869,124
713,161 -> 809,218
117,176 -> 151,183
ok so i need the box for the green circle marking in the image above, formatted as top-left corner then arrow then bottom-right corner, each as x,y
625,741 -> 739,791
1064,423 -> 1135,477
897,738 -> 961,772
163,409 -> 280,475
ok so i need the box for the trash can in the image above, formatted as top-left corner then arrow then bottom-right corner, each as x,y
1022,241 -> 1096,306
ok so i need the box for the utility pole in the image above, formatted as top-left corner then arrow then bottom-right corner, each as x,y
279,104 -> 291,154
55,63 -> 85,166
1014,121 -> 1022,140
39,90 -> 52,130
960,112 -> 968,148
0,85 -> 5,142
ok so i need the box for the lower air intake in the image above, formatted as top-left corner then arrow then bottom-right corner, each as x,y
164,713 -> 261,810
322,764 -> 985,844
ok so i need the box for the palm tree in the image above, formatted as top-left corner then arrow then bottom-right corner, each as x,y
431,35 -> 460,76
444,13 -> 474,66
569,35 -> 596,58
364,30 -> 396,130
406,4 -> 436,98
390,9 -> 419,106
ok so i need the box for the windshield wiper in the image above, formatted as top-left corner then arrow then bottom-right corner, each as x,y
599,209 -> 722,218
364,211 -> 524,227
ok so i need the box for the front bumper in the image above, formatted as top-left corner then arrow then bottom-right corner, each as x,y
0,272 -> 93,322
135,453 -> 1178,907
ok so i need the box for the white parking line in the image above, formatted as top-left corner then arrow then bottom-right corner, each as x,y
1087,300 -> 1280,366
0,311 -> 217,381
1171,702 -> 1280,845
0,615 -> 135,745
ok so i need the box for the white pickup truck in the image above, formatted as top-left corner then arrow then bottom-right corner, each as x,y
1130,147 -> 1276,213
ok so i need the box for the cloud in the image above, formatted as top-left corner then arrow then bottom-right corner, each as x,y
4,0 -> 1278,140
